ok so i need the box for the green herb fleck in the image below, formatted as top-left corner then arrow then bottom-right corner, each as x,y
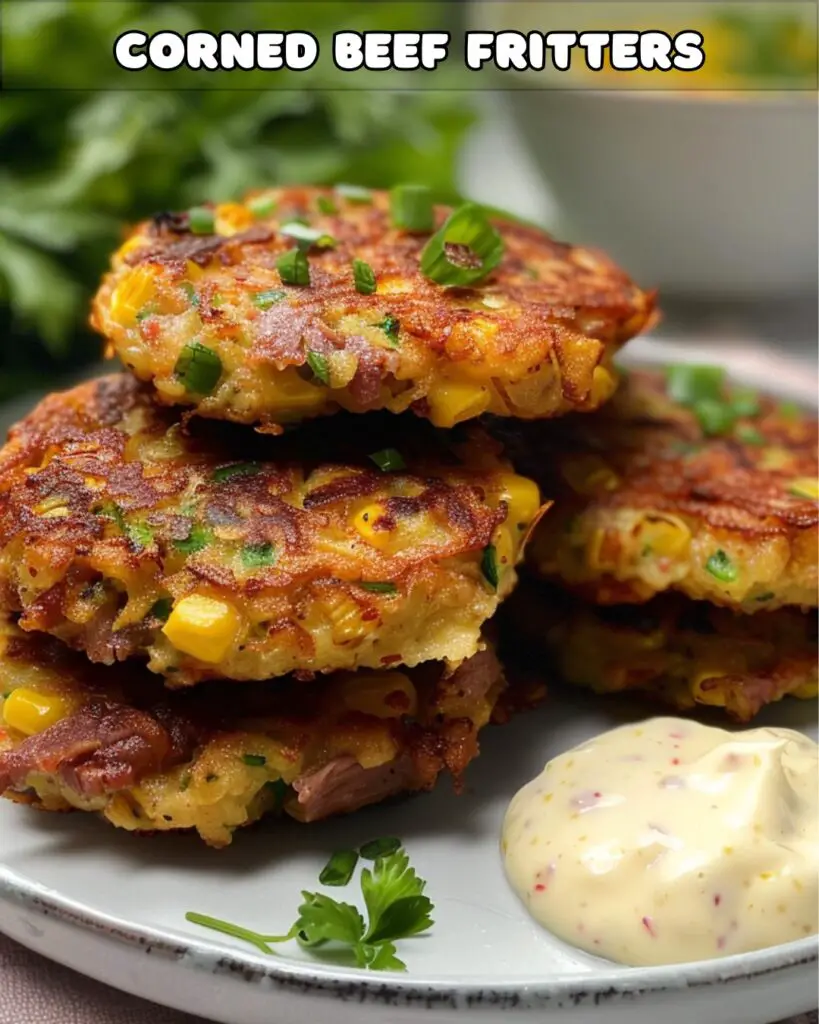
389,184 -> 434,232
212,462 -> 262,484
247,195 -> 276,218
358,581 -> 398,596
179,281 -> 200,307
188,206 -> 215,235
319,849 -> 359,887
729,387 -> 760,418
705,549 -> 737,583
360,837 -> 401,860
420,203 -> 504,287
352,259 -> 377,295
666,365 -> 725,406
306,350 -> 330,385
481,543 -> 499,590
277,248 -> 310,287
368,448 -> 405,472
242,753 -> 267,767
174,522 -> 213,555
264,778 -> 289,809
335,183 -> 373,204
377,314 -> 400,346
755,591 -> 775,602
252,289 -> 287,310
241,542 -> 277,569
280,222 -> 336,251
148,597 -> 173,622
734,425 -> 765,446
778,401 -> 801,420
693,398 -> 736,437
317,195 -> 338,215
174,342 -> 222,394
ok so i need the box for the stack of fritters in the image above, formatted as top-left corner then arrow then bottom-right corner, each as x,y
500,367 -> 818,721
0,186 -> 655,845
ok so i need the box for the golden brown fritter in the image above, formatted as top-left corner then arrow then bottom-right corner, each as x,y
90,186 -> 655,429
0,376 -> 543,686
0,620 -> 537,847
502,368 -> 818,612
502,578 -> 817,722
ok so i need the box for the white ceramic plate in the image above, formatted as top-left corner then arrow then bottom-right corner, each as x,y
0,342 -> 816,1024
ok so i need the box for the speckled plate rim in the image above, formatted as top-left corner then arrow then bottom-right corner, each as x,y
0,339 -> 817,1015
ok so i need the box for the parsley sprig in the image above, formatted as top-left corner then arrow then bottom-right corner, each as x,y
185,843 -> 433,972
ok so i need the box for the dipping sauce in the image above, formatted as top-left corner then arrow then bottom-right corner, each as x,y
501,718 -> 818,966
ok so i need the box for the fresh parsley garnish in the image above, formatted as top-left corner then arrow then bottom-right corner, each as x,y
186,844 -> 433,972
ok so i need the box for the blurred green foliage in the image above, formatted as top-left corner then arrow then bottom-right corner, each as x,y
0,0 -> 473,398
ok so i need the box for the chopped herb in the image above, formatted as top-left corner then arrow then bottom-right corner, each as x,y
186,844 -> 432,972
188,206 -> 215,235
481,543 -> 499,590
174,522 -> 213,555
665,365 -> 725,406
280,222 -> 336,251
211,292 -> 224,307
317,195 -> 338,215
148,597 -> 173,621
420,203 -> 504,287
389,184 -> 434,232
252,289 -> 287,310
247,195 -> 276,218
319,849 -> 359,887
264,778 -> 289,809
95,501 -> 126,531
729,387 -> 760,418
306,350 -> 330,385
125,521 -> 154,548
360,837 -> 401,860
212,462 -> 262,484
352,259 -> 377,295
358,581 -> 398,596
174,342 -> 222,394
377,314 -> 400,346
241,542 -> 277,569
179,281 -> 200,307
705,549 -> 737,583
755,591 -> 775,602
335,183 -> 373,204
242,753 -> 267,767
277,248 -> 310,287
368,447 -> 405,472
693,398 -> 736,437
734,425 -> 765,446
778,400 -> 801,420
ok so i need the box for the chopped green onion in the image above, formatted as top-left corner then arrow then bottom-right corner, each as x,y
252,289 -> 287,310
369,448 -> 405,472
148,597 -> 173,621
174,342 -> 223,394
665,365 -> 725,406
705,549 -> 737,583
335,183 -> 372,204
242,753 -> 267,767
180,281 -> 199,307
188,206 -> 215,235
359,836 -> 401,860
353,259 -> 377,295
280,222 -> 335,250
264,778 -> 288,809
481,543 -> 499,590
377,314 -> 400,346
390,184 -> 434,232
247,195 -> 276,218
174,522 -> 213,555
358,581 -> 398,596
420,203 -> 504,287
317,195 -> 338,215
693,398 -> 736,437
778,400 -> 801,420
241,542 -> 277,569
755,591 -> 775,602
306,350 -> 330,385
319,849 -> 359,887
125,521 -> 154,549
95,501 -> 126,531
734,425 -> 765,446
277,248 -> 310,287
212,462 -> 262,484
729,387 -> 760,418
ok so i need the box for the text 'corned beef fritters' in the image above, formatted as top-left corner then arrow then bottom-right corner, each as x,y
91,186 -> 655,429
501,579 -> 817,722
0,375 -> 544,686
501,367 -> 818,612
0,620 -> 542,847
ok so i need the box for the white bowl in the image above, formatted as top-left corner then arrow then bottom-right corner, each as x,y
502,90 -> 817,297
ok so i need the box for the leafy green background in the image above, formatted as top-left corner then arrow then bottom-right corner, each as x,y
0,1 -> 473,399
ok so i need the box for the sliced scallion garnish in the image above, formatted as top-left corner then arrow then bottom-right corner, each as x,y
280,222 -> 335,250
247,195 -> 276,218
729,387 -> 760,418
319,849 -> 359,887
335,183 -> 372,204
242,753 -> 267,767
174,522 -> 213,555
481,543 -> 499,590
306,350 -> 330,385
188,206 -> 215,235
693,398 -> 735,437
353,259 -> 377,295
359,836 -> 401,860
368,447 -> 405,472
390,184 -> 434,232
241,542 -> 277,569
212,462 -> 262,483
705,549 -> 737,583
277,248 -> 311,287
148,597 -> 173,621
358,581 -> 398,596
420,203 -> 504,287
174,342 -> 222,394
665,365 -> 724,406
317,195 -> 338,215
734,425 -> 765,446
252,289 -> 287,309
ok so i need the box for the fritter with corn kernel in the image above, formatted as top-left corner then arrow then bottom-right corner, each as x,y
0,619 -> 537,847
501,367 -> 818,612
0,375 -> 543,686
91,185 -> 655,430
501,579 -> 817,722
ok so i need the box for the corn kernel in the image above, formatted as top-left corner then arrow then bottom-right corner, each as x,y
338,672 -> 417,719
109,266 -> 156,327
163,595 -> 241,664
495,473 -> 541,530
692,670 -> 728,706
788,477 -> 819,500
561,455 -> 620,497
352,502 -> 391,549
637,514 -> 691,559
322,591 -> 373,645
3,688 -> 71,736
589,364 -> 617,406
426,381 -> 491,428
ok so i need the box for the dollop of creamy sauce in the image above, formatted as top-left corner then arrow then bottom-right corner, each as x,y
502,718 -> 818,966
